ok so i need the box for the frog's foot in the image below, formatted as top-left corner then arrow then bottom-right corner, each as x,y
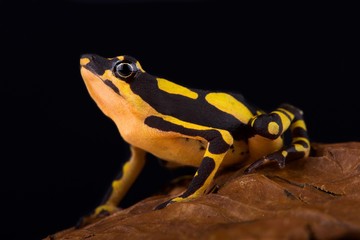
244,151 -> 286,174
75,204 -> 119,228
154,196 -> 191,210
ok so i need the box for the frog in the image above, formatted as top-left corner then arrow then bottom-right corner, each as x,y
77,54 -> 310,227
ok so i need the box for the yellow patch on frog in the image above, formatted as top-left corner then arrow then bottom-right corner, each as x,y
111,161 -> 131,190
293,136 -> 309,142
268,121 -> 280,135
112,178 -> 122,190
277,108 -> 294,119
102,70 -> 133,95
157,78 -> 198,99
291,119 -> 307,130
102,69 -> 115,80
205,92 -> 254,124
80,57 -> 90,66
136,61 -> 145,72
274,110 -> 293,129
294,143 -> 305,152
281,150 -> 288,157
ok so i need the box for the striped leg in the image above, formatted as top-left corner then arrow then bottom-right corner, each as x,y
244,103 -> 310,174
76,146 -> 146,228
155,152 -> 229,210
145,116 -> 234,210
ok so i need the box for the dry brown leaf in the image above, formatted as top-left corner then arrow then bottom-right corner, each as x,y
45,142 -> 360,240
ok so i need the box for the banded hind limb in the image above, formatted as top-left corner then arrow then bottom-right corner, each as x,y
244,103 -> 310,174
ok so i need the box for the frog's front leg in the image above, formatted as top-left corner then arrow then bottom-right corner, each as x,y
144,116 -> 234,210
76,146 -> 146,228
244,103 -> 310,173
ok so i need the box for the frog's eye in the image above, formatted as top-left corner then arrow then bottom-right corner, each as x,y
115,62 -> 135,79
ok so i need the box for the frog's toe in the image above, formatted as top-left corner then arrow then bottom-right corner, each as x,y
75,205 -> 119,228
75,215 -> 91,229
75,213 -> 98,229
154,199 -> 175,210
244,151 -> 286,174
243,156 -> 268,174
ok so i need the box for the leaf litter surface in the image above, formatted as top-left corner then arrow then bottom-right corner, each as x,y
45,142 -> 360,240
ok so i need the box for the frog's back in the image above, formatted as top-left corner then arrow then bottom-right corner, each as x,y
132,73 -> 262,137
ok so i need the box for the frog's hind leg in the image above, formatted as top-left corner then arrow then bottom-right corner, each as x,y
244,103 -> 310,174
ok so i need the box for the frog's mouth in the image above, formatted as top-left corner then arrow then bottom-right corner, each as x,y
80,66 -> 121,97
80,56 -> 120,96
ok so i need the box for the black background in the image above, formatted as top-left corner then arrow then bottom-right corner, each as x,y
2,1 -> 358,239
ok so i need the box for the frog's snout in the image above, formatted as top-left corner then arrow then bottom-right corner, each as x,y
80,54 -> 112,77
80,54 -> 95,67
80,57 -> 91,67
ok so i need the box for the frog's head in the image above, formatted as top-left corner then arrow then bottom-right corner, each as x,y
80,54 -> 147,117
80,54 -> 145,94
